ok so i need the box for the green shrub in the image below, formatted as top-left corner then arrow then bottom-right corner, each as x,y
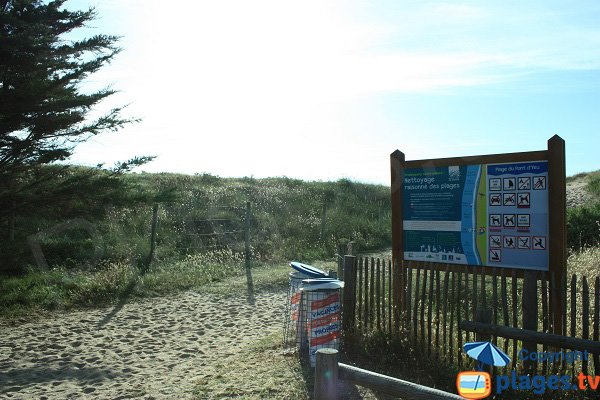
567,202 -> 600,250
588,171 -> 600,199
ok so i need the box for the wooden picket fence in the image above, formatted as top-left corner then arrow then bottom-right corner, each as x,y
343,256 -> 600,377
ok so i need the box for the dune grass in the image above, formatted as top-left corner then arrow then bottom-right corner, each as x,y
0,249 -> 338,319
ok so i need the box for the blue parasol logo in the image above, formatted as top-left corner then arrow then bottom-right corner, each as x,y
464,341 -> 511,371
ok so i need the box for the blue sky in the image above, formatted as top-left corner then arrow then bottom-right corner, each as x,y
68,0 -> 600,184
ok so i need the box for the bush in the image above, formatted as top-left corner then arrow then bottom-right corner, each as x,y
567,202 -> 600,250
588,171 -> 600,199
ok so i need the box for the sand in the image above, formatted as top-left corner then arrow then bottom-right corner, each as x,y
567,180 -> 591,208
0,289 -> 286,399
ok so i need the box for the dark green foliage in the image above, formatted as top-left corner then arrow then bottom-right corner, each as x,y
0,0 -> 142,253
124,173 -> 392,265
567,202 -> 600,250
0,0 -> 130,169
1,170 -> 392,273
587,171 -> 600,199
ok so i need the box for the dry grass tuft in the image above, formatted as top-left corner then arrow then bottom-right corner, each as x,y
567,246 -> 600,279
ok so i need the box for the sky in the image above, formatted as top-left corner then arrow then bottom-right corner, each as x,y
67,0 -> 600,184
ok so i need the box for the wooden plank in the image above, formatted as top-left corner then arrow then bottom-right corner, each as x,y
459,321 -> 600,354
390,150 -> 405,312
364,257 -> 369,332
462,271 -> 469,347
501,269 -> 509,355
413,267 -> 421,347
442,267 -> 449,362
458,272 -> 467,365
511,270 -> 518,370
472,266 -> 478,321
381,258 -> 386,333
547,135 -> 567,336
550,271 -> 559,375
370,257 -> 375,330
377,258 -> 382,332
449,270 -> 456,365
357,257 -> 363,330
427,266 -> 434,357
500,269 -> 509,374
595,277 -> 600,376
582,276 -> 590,376
435,269 -> 441,360
394,258 -> 402,336
480,267 -> 486,312
388,260 -> 393,334
406,264 -> 413,334
342,255 -> 357,334
570,274 -> 577,339
541,276 -> 549,375
559,273 -> 568,374
492,269 -> 498,347
550,271 -> 559,334
562,271 -> 568,337
339,362 -> 464,400
420,266 -> 428,350
522,270 -> 539,375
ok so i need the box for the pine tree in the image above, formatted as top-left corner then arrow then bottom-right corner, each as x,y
0,0 -> 132,169
0,0 -> 149,268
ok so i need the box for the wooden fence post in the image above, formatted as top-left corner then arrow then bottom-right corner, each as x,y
244,201 -> 254,293
320,202 -> 327,242
145,203 -> 159,272
337,244 -> 344,278
343,255 -> 357,337
522,271 -> 539,374
548,135 -> 566,336
244,201 -> 251,269
390,150 -> 405,316
475,307 -> 493,373
314,348 -> 339,400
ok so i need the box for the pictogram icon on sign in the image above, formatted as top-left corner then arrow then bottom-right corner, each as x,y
503,236 -> 516,249
518,236 -> 530,249
503,214 -> 516,228
517,214 -> 530,228
489,249 -> 501,262
489,178 -> 501,191
489,194 -> 501,206
489,235 -> 501,249
518,177 -> 531,190
503,178 -> 516,191
533,176 -> 547,190
489,214 -> 502,227
503,193 -> 516,206
517,192 -> 530,208
532,236 -> 546,250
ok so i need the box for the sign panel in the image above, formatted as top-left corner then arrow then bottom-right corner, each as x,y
403,161 -> 548,270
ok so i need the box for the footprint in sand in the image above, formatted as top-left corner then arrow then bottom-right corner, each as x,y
0,289 -> 286,399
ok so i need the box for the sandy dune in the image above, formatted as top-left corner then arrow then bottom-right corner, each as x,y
0,289 -> 285,399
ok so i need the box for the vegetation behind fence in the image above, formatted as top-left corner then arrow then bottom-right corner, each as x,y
343,256 -> 600,378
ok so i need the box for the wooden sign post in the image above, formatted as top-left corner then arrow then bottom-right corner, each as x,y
391,135 -> 566,336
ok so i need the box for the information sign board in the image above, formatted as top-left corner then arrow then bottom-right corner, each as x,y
402,161 -> 549,271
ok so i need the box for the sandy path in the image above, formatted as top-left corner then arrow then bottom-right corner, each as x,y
0,289 -> 286,399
